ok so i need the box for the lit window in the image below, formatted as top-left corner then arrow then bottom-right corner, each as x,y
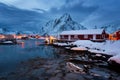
113,34 -> 116,38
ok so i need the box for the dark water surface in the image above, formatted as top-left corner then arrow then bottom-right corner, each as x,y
0,39 -> 120,80
0,39 -> 59,76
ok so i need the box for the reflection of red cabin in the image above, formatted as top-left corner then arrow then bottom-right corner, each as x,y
59,29 -> 108,41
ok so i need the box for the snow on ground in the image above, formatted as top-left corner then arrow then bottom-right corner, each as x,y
71,47 -> 88,51
53,42 -> 75,46
53,42 -> 67,46
53,40 -> 120,64
108,54 -> 120,64
73,40 -> 120,64
88,49 -> 106,54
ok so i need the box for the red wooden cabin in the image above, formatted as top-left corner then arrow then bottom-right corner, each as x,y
116,30 -> 120,40
109,30 -> 120,40
59,29 -> 108,41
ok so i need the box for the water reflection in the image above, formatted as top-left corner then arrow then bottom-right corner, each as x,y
21,42 -> 25,48
0,39 -> 60,76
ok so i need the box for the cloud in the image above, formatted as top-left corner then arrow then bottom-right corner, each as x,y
0,0 -> 120,28
0,0 -> 65,11
81,0 -> 120,27
47,0 -> 98,22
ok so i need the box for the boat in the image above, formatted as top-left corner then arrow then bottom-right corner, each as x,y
0,41 -> 15,45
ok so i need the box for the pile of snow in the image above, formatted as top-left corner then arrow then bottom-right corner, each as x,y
53,42 -> 75,47
71,47 -> 88,51
73,40 -> 120,64
74,40 -> 93,47
88,49 -> 106,54
53,42 -> 68,46
108,54 -> 120,64
57,43 -> 68,46
66,62 -> 85,74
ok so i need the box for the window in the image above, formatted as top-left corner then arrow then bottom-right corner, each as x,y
84,35 -> 88,38
74,35 -> 78,38
62,35 -> 64,38
119,32 -> 120,34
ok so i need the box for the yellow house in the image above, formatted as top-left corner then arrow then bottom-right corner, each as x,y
45,36 -> 56,44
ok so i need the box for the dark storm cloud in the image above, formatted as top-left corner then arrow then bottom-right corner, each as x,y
47,0 -> 98,21
0,0 -> 120,28
81,0 -> 120,27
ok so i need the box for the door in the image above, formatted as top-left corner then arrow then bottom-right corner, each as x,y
93,35 -> 96,40
68,35 -> 71,41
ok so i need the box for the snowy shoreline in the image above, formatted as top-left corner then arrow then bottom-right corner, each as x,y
53,40 -> 120,65
73,40 -> 120,64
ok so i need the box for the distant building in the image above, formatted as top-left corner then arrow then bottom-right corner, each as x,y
0,34 -> 5,39
4,34 -> 16,39
109,30 -> 120,40
59,29 -> 108,41
3,32 -> 16,40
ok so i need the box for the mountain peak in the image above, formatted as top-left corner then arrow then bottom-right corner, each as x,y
43,13 -> 86,35
60,13 -> 72,22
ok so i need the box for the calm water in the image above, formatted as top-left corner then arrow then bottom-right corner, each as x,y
0,39 -> 120,79
0,39 -> 60,76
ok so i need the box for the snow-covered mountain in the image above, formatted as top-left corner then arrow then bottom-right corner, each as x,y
101,21 -> 120,33
0,27 -> 37,35
0,3 -> 87,35
1,3 -> 120,35
43,13 -> 86,35
0,28 -> 10,33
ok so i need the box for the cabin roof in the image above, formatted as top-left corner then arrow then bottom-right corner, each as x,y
60,29 -> 104,35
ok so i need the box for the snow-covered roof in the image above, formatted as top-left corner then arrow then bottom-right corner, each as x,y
60,29 -> 104,35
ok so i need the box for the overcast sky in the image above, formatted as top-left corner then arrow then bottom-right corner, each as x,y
0,0 -> 120,28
